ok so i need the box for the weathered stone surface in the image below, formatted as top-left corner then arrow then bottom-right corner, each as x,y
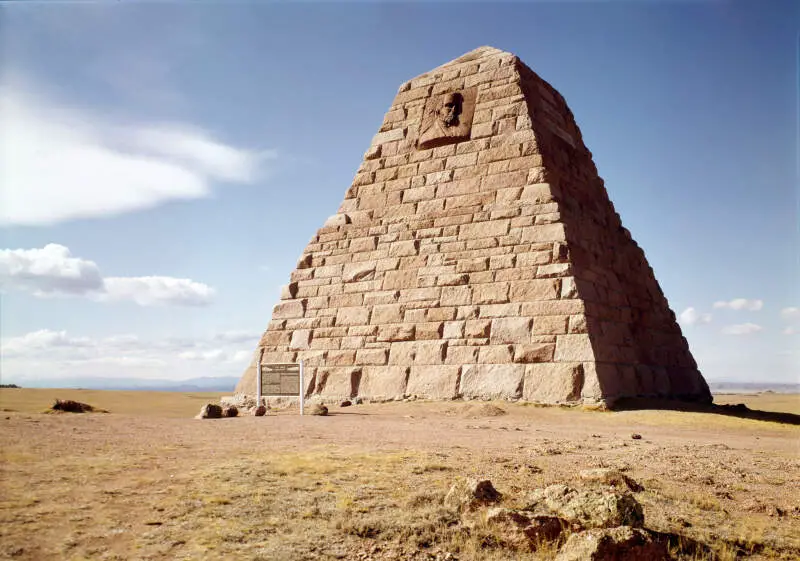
484,508 -> 567,551
236,46 -> 711,407
524,363 -> 584,402
578,469 -> 644,493
460,364 -> 525,399
555,527 -> 668,561
406,365 -> 460,398
444,478 -> 502,513
523,484 -> 644,530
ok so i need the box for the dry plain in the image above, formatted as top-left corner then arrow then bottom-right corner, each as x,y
1,389 -> 798,561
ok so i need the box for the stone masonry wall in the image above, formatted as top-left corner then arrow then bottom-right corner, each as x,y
235,46 -> 711,406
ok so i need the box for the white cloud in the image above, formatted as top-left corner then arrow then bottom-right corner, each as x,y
0,82 -> 275,227
0,244 -> 214,306
783,326 -> 796,336
712,298 -> 763,311
721,323 -> 764,336
678,307 -> 712,326
1,329 -> 255,381
780,307 -> 799,320
101,276 -> 214,306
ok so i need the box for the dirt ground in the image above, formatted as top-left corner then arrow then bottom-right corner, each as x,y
0,390 -> 798,560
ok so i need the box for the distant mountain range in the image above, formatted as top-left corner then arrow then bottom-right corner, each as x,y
707,382 -> 800,394
8,376 -> 240,392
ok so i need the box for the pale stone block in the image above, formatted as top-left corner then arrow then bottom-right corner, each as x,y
415,322 -> 444,339
327,350 -> 356,366
377,325 -> 415,342
443,320 -> 465,339
356,348 -> 388,366
561,277 -> 578,299
520,183 -> 558,204
490,254 -> 516,270
348,325 -> 377,336
459,219 -> 510,240
533,315 -> 568,335
314,264 -> 344,278
456,305 -> 480,320
456,258 -> 489,273
414,341 -> 447,364
472,282 -> 510,304
350,236 -> 378,252
445,345 -> 479,364
460,364 -> 524,399
281,282 -> 299,300
568,314 -> 588,334
441,286 -> 472,306
480,303 -> 522,319
383,270 -> 418,290
521,223 -> 567,243
406,365 -> 461,399
289,329 -> 312,350
364,290 -> 400,305
317,367 -> 361,399
465,319 -> 491,338
437,273 -> 470,286
478,345 -> 514,363
371,304 -> 405,324
336,307 -> 371,326
537,263 -> 572,278
490,317 -> 532,343
359,366 -> 409,398
371,127 -> 406,146
427,306 -> 457,322
554,334 -> 595,361
273,300 -> 306,319
513,343 -> 555,363
521,298 -> 584,316
523,363 -> 584,403
389,240 -> 420,257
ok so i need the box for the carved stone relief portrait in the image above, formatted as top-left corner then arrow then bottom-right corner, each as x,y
417,87 -> 477,150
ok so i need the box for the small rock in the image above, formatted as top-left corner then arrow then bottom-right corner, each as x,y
340,400 -> 352,408
355,397 -> 363,405
631,433 -> 642,440
310,403 -> 328,416
222,406 -> 238,418
195,404 -> 222,419
555,526 -> 669,560
253,405 -> 267,417
444,478 -> 502,513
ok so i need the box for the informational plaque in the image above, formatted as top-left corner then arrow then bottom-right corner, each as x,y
256,351 -> 305,415
260,363 -> 301,396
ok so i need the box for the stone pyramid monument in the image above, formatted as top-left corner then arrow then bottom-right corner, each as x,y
236,46 -> 712,406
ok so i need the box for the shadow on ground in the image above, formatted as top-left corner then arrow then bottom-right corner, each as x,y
611,398 -> 800,426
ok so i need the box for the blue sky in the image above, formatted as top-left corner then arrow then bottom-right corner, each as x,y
0,0 -> 797,386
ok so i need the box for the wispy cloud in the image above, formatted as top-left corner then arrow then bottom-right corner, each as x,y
721,323 -> 764,336
783,326 -> 796,336
0,81 -> 276,227
678,307 -> 712,326
712,298 -> 763,311
780,307 -> 799,320
0,244 -> 214,306
1,329 -> 256,381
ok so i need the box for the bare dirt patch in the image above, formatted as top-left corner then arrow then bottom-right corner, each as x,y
1,390 -> 798,560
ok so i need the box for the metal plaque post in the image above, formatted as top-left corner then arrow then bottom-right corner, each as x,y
299,360 -> 305,416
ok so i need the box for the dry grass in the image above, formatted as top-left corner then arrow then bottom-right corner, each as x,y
0,388 -> 226,417
1,390 -> 798,560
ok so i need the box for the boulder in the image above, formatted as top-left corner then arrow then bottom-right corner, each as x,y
484,507 -> 566,550
555,526 -> 669,561
310,403 -> 328,416
196,404 -> 223,419
340,400 -> 352,408
523,484 -> 644,529
222,406 -> 239,418
253,405 -> 267,416
444,478 -> 502,513
52,399 -> 95,413
578,469 -> 643,492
